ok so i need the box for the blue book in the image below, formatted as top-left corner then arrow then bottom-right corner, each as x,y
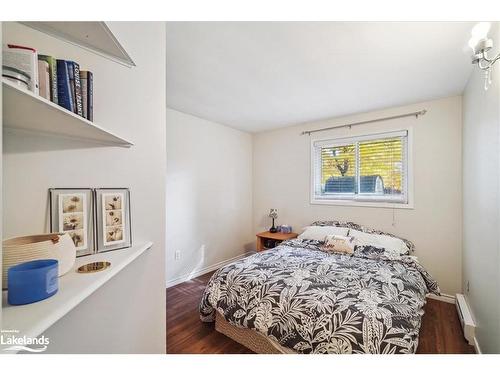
72,61 -> 83,117
56,60 -> 74,112
66,61 -> 76,113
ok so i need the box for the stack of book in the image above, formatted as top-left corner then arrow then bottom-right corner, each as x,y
2,44 -> 94,122
54,59 -> 93,121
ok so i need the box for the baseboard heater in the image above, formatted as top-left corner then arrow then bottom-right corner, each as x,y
456,293 -> 476,345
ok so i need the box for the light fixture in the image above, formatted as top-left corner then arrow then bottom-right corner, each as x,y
468,22 -> 499,90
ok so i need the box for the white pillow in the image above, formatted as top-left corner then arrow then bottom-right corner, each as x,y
298,226 -> 349,241
349,229 -> 410,255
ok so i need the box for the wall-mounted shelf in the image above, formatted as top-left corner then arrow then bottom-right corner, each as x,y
20,22 -> 136,67
2,79 -> 134,147
1,242 -> 152,352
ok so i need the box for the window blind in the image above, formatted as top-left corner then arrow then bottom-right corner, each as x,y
312,131 -> 408,204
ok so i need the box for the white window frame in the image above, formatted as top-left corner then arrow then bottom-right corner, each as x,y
310,128 -> 414,209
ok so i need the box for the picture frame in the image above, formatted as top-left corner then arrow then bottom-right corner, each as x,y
49,188 -> 95,257
95,188 -> 132,253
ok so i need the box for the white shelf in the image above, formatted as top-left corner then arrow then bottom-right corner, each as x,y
1,242 -> 152,349
2,79 -> 134,147
21,22 -> 136,67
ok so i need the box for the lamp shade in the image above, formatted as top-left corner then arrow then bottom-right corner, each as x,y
268,209 -> 278,219
471,22 -> 491,40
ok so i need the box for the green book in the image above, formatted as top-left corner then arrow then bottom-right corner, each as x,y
38,55 -> 58,104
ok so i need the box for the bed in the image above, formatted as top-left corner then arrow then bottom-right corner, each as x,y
200,221 -> 440,354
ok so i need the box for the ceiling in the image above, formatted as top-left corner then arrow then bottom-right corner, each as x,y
166,22 -> 474,133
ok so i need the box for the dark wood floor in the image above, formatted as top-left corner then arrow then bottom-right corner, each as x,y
166,272 -> 475,354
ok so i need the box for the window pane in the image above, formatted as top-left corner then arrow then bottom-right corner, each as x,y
313,131 -> 408,205
321,144 -> 356,194
358,138 -> 403,197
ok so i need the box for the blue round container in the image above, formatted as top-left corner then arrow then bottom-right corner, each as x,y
8,259 -> 59,305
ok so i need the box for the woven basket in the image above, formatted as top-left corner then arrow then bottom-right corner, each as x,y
2,233 -> 76,289
215,312 -> 294,354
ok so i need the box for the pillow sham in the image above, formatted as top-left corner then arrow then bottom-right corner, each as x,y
298,226 -> 349,241
349,229 -> 410,255
311,220 -> 415,253
321,234 -> 355,255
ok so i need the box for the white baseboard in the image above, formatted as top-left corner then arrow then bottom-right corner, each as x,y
166,252 -> 253,289
473,336 -> 482,354
426,293 -> 455,304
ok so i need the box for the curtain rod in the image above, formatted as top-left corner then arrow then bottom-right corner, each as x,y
300,109 -> 427,136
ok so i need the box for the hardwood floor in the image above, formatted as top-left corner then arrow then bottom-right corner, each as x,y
166,272 -> 475,354
166,272 -> 251,354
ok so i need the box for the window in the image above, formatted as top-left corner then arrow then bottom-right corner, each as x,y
311,130 -> 410,207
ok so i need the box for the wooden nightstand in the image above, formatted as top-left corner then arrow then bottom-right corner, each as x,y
256,231 -> 298,252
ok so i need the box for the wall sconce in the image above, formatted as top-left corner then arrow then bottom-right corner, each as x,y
468,22 -> 499,90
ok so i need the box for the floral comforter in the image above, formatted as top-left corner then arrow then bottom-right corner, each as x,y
199,239 -> 440,354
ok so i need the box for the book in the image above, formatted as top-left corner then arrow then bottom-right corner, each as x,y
66,61 -> 76,113
37,60 -> 50,100
80,71 -> 88,119
56,59 -> 74,112
72,62 -> 83,117
3,44 -> 39,94
88,71 -> 93,122
38,55 -> 58,104
80,71 -> 93,121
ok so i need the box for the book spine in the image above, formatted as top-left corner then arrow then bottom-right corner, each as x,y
80,71 -> 88,120
39,55 -> 58,104
87,71 -> 93,122
73,62 -> 83,117
37,60 -> 50,100
56,60 -> 74,112
66,61 -> 76,113
33,49 -> 39,96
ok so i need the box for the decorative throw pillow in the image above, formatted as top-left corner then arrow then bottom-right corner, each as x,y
321,235 -> 356,255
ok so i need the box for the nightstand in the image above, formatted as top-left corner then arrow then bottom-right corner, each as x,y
256,231 -> 298,252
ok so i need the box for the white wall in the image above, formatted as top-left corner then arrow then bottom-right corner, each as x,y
462,23 -> 500,354
166,108 -> 253,286
2,22 -> 166,353
253,96 -> 463,295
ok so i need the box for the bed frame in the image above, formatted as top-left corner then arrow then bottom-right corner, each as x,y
215,312 -> 294,354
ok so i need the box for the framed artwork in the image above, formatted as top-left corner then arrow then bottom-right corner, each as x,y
95,188 -> 132,253
49,188 -> 95,257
